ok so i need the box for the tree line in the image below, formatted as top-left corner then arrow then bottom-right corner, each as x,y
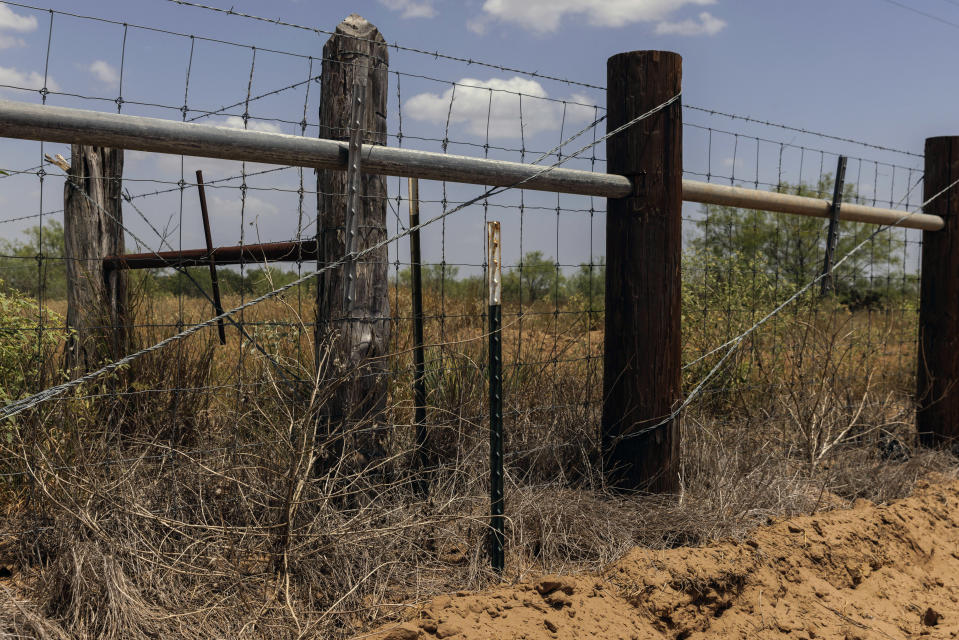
394,252 -> 605,305
0,177 -> 915,309
688,176 -> 916,310
0,220 -> 305,299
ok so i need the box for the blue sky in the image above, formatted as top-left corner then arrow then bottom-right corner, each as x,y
0,0 -> 948,275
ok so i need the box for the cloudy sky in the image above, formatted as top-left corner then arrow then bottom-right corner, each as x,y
0,0 -> 947,277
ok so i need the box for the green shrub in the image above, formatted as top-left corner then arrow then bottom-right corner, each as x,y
681,248 -> 780,407
0,280 -> 63,406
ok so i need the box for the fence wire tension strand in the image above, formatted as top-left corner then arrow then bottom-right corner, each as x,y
0,10 -> 953,627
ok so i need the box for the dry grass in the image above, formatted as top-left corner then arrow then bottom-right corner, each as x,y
0,289 -> 954,639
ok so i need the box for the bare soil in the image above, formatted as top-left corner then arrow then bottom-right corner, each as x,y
368,475 -> 959,640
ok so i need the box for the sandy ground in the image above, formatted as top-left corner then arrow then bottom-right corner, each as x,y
368,476 -> 959,640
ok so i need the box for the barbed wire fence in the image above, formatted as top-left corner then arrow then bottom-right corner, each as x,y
681,111 -> 925,417
0,2 -> 951,638
0,0 -> 619,492
0,0 -> 931,535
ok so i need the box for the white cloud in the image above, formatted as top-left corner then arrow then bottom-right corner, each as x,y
0,34 -> 25,49
216,115 -> 283,134
0,5 -> 37,32
378,0 -> 437,18
210,194 -> 279,221
125,150 -> 151,167
655,11 -> 726,36
0,66 -> 59,92
476,0 -> 719,34
466,17 -> 488,35
88,60 -> 119,88
405,77 -> 596,140
153,152 -> 283,180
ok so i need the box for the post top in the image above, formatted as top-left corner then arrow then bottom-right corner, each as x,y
924,137 -> 959,161
607,50 -> 682,65
336,13 -> 385,42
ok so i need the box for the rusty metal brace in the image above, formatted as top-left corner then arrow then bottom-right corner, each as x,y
195,169 -> 227,344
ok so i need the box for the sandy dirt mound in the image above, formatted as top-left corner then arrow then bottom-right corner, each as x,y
369,476 -> 959,639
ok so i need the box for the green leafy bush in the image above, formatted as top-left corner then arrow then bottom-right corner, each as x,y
681,248 -> 780,407
0,280 -> 63,406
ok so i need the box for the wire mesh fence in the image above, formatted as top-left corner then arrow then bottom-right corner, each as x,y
0,0 -> 614,482
0,2 -> 948,638
680,109 -> 924,430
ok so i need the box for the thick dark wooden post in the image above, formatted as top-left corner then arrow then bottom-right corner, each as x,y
602,51 -> 682,492
917,137 -> 959,447
64,145 -> 127,371
316,15 -> 390,458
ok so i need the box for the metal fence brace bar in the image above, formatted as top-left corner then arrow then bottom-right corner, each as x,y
0,99 -> 628,198
195,169 -> 227,344
0,99 -> 939,230
487,220 -> 504,573
683,180 -> 941,231
820,156 -> 848,296
343,80 -> 366,311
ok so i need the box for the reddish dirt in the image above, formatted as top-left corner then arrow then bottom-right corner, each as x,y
368,476 -> 959,639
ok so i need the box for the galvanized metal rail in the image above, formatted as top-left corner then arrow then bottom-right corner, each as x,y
0,99 -> 626,198
0,99 -> 941,232
683,181 -> 941,231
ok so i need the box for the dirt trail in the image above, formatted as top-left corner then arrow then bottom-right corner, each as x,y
370,476 -> 959,640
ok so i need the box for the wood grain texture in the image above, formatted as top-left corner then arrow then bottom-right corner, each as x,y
602,51 -> 682,493
64,144 -> 127,372
316,15 -> 390,457
918,137 -> 959,447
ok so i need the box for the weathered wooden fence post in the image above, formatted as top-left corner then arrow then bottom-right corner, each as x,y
917,137 -> 959,447
316,14 -> 390,458
64,144 -> 127,371
602,51 -> 683,492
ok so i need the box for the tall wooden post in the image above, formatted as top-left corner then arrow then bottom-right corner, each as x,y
64,144 -> 127,371
917,137 -> 959,447
602,51 -> 682,492
316,14 -> 390,459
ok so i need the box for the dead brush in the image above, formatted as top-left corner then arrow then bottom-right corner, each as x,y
0,287 -> 956,639
0,337 -> 497,639
0,584 -> 68,640
38,540 -> 162,639
758,304 -> 915,466
1,374 -> 956,640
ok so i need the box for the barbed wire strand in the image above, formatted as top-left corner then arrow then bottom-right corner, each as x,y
614,174 -> 957,444
0,92 -> 679,421
158,0 -> 919,158
682,170 -> 926,371
160,0 -> 605,91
